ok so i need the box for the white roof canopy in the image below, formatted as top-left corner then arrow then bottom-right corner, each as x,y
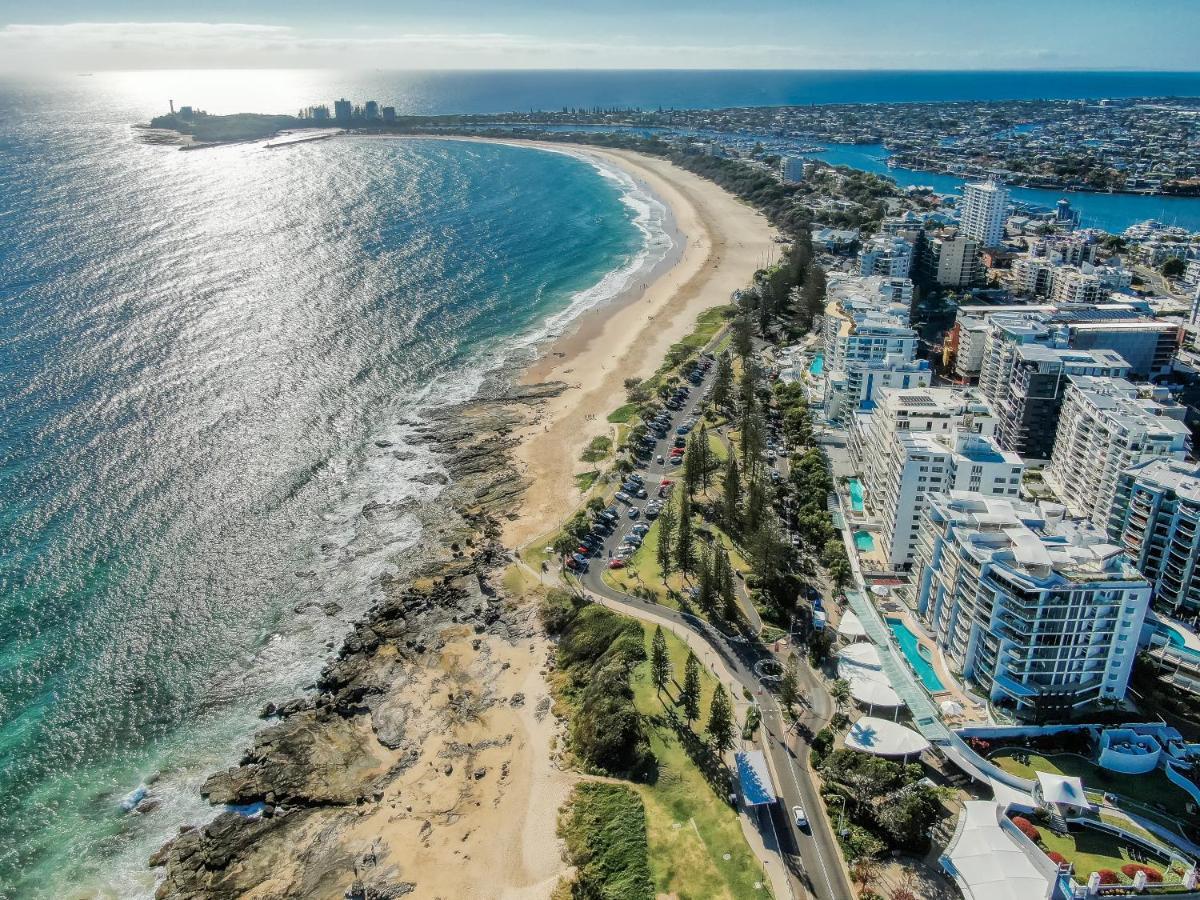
1036,772 -> 1092,810
845,716 -> 930,757
849,676 -> 903,709
943,801 -> 1053,900
837,610 -> 867,640
837,642 -> 881,670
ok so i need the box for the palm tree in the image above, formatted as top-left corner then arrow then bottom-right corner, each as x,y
829,678 -> 851,714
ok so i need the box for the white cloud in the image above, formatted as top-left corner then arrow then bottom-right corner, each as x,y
0,21 -> 1073,71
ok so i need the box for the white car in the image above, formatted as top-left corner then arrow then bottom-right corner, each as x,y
792,805 -> 808,828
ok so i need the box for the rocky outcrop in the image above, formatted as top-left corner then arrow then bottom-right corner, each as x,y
151,382 -> 564,899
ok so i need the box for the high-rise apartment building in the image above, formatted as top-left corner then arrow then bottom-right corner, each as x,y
1047,377 -> 1190,528
960,179 -> 1009,248
858,235 -> 915,279
913,493 -> 1151,720
1111,459 -> 1200,617
978,320 -> 1130,459
849,388 -> 1021,569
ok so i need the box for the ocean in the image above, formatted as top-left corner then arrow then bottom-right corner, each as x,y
1,68 -> 1199,897
0,76 -> 670,897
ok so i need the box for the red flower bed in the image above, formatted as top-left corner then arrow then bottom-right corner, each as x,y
1121,863 -> 1163,883
1046,851 -> 1067,866
1096,869 -> 1120,885
1011,816 -> 1042,842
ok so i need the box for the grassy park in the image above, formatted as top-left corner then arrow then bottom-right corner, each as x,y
631,623 -> 769,899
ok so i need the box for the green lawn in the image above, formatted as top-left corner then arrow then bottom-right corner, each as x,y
580,435 -> 613,463
631,623 -> 769,899
1038,825 -> 1173,885
608,402 -> 641,424
989,749 -> 1197,822
709,430 -> 729,463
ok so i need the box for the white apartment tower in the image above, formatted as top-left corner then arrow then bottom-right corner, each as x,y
913,492 -> 1151,720
821,275 -> 929,421
849,388 -> 1023,569
960,179 -> 1009,248
1046,377 -> 1191,529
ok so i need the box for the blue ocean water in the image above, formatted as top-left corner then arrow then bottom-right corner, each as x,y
0,79 -> 665,897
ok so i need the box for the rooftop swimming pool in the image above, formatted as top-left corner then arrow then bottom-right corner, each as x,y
809,352 -> 824,377
853,531 -> 875,552
848,478 -> 864,512
887,618 -> 946,692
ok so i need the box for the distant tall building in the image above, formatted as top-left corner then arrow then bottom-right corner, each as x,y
382,106 -> 396,123
333,98 -> 353,125
779,156 -> 805,185
960,179 -> 1009,248
364,100 -> 380,120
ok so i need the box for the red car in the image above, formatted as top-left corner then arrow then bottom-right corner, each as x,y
608,559 -> 626,569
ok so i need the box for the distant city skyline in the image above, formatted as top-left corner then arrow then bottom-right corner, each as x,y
1,0 -> 1198,72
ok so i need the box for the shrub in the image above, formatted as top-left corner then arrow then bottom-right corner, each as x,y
559,783 -> 654,899
1046,851 -> 1067,866
1095,869 -> 1120,885
1012,816 -> 1041,843
1121,863 -> 1163,883
810,727 -> 834,761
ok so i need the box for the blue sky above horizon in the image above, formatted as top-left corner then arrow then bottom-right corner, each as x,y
1,0 -> 1198,72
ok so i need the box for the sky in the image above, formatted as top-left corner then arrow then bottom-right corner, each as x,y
0,0 -> 1198,72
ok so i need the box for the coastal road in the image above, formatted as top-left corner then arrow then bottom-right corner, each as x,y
570,353 -> 850,900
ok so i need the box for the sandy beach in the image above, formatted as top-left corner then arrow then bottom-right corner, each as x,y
410,142 -> 777,898
502,143 -> 778,549
352,142 -> 778,898
151,141 -> 777,900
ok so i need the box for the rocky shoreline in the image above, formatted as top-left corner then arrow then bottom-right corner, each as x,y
149,382 -> 567,899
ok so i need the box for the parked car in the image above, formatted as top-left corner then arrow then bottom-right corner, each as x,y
615,491 -> 632,504
632,523 -> 651,535
628,473 -> 644,484
676,425 -> 691,435
628,507 -> 640,519
608,559 -> 626,569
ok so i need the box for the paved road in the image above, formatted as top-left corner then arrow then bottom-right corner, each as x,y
570,351 -> 852,900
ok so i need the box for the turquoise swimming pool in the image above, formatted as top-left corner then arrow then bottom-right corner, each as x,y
887,618 -> 945,692
809,352 -> 824,376
1160,623 -> 1200,658
853,531 -> 875,551
848,478 -> 864,512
